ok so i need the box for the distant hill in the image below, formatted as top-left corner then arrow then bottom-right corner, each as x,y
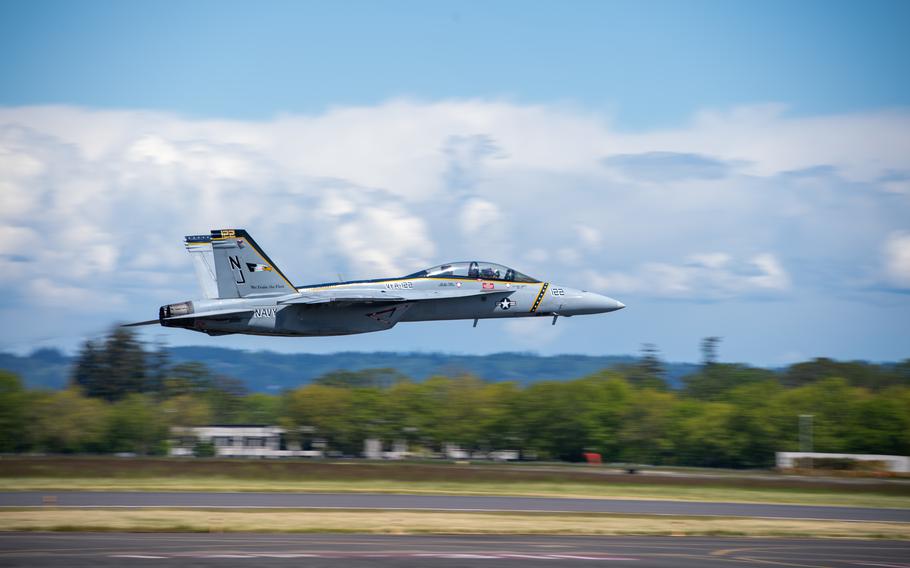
0,348 -> 72,390
1,347 -> 701,392
165,348 -> 702,391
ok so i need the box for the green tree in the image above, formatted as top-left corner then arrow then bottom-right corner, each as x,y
101,328 -> 148,399
476,381 -> 522,450
163,362 -> 246,423
683,364 -> 776,401
106,394 -> 168,455
671,400 -> 742,467
284,384 -> 357,453
381,379 -> 437,451
237,393 -> 282,424
637,343 -> 669,390
701,336 -> 721,366
145,340 -> 170,397
193,439 -> 216,457
422,375 -> 500,450
313,368 -> 408,389
842,386 -> 910,455
613,344 -> 669,390
164,362 -> 213,397
206,375 -> 247,423
618,388 -> 677,464
782,358 -> 907,391
514,374 -> 632,461
774,377 -> 865,453
161,394 -> 213,427
0,371 -> 27,452
72,328 -> 148,401
71,340 -> 103,396
723,380 -> 790,467
29,389 -> 109,453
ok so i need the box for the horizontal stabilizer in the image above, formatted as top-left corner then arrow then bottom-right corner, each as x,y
163,308 -> 254,321
121,319 -> 160,327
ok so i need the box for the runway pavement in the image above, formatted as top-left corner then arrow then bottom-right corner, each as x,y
2,491 -> 909,522
0,533 -> 908,567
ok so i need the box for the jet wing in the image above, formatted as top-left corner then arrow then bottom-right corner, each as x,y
279,289 -> 407,305
398,288 -> 512,301
279,287 -> 511,305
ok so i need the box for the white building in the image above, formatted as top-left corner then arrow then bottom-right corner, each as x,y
170,425 -> 324,458
363,438 -> 410,460
776,452 -> 910,473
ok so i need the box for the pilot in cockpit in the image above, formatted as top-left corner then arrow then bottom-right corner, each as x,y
480,266 -> 500,279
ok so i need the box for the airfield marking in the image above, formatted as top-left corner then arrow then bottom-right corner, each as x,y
4,491 -> 909,522
6,534 -> 910,567
6,503 -> 909,522
108,551 -> 639,561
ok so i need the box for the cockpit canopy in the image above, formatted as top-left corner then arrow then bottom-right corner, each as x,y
406,262 -> 540,283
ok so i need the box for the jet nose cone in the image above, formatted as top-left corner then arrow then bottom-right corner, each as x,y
603,295 -> 625,312
582,292 -> 625,314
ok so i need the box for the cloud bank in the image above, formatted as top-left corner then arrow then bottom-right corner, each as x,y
1,100 -> 908,354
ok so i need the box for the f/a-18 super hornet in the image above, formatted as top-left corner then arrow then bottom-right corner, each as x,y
127,229 -> 624,336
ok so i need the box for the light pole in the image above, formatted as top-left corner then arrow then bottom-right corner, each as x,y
799,414 -> 814,453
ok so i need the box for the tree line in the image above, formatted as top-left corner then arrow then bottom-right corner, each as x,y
0,330 -> 907,467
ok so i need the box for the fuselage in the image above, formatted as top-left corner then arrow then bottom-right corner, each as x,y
135,232 -> 626,338
162,273 -> 624,337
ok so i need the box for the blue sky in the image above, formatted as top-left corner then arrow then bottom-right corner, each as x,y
1,0 -> 908,364
4,1 -> 909,127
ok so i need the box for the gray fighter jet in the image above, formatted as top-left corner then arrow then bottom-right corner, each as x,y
127,229 -> 624,336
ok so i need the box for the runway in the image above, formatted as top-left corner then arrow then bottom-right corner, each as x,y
1,533 -> 908,567
2,491 -> 909,522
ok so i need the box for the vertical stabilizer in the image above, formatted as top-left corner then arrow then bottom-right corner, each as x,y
184,235 -> 219,299
209,229 -> 297,298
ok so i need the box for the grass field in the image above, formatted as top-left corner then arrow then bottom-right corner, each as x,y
1,508 -> 907,539
3,457 -> 909,509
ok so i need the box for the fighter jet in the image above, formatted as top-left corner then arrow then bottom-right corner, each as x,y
127,229 -> 624,336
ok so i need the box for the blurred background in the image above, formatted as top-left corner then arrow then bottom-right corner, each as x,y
2,333 -> 909,466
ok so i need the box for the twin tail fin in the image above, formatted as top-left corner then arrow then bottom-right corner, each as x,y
185,229 -> 297,299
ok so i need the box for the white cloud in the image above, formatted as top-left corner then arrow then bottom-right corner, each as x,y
524,248 -> 549,264
556,247 -> 582,266
459,198 -> 502,235
575,225 -> 601,250
0,143 -> 45,220
609,104 -> 910,181
748,253 -> 790,291
0,100 -> 907,350
687,253 -> 731,270
586,252 -> 791,300
127,135 -> 180,165
504,316 -> 565,347
334,205 -> 435,277
883,232 -> 910,288
0,225 -> 37,256
320,195 -> 356,217
26,277 -> 124,310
